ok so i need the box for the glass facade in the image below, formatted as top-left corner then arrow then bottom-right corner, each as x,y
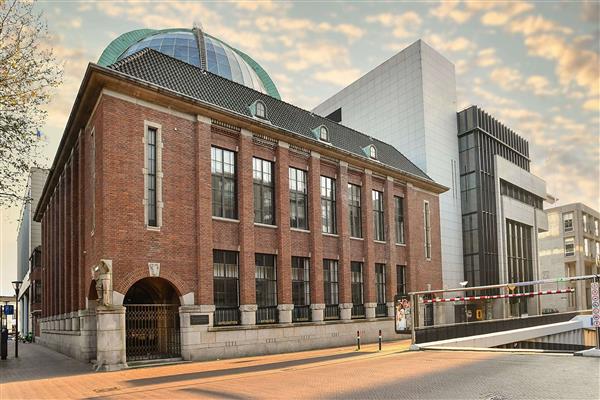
117,31 -> 269,94
457,106 -> 531,290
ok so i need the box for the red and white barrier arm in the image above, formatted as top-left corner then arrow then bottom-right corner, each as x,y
421,288 -> 575,304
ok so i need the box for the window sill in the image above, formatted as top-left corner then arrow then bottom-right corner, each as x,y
291,228 -> 310,234
212,216 -> 240,223
395,242 -> 406,247
374,240 -> 386,244
350,236 -> 364,241
146,226 -> 161,232
254,223 -> 277,229
322,232 -> 339,238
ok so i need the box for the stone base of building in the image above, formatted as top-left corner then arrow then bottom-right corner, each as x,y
38,308 -> 406,368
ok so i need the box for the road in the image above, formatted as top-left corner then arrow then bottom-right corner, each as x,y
1,340 -> 598,399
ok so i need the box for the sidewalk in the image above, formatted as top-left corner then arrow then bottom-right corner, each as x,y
0,339 -> 411,399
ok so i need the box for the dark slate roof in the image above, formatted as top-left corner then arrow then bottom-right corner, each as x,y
107,49 -> 432,181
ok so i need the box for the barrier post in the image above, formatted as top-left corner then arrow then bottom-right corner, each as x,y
356,330 -> 360,350
378,329 -> 382,351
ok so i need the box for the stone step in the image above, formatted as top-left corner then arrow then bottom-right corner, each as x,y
126,357 -> 189,369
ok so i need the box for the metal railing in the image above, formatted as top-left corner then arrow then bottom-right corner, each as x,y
375,303 -> 387,317
256,306 -> 278,324
214,307 -> 240,326
324,304 -> 340,320
351,304 -> 365,319
292,305 -> 311,322
125,304 -> 181,361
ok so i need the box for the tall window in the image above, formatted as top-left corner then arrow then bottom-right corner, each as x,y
563,212 -> 573,232
253,158 -> 274,225
289,167 -> 308,229
424,201 -> 432,259
351,262 -> 364,318
564,237 -> 575,256
348,184 -> 362,238
584,238 -> 590,257
583,214 -> 588,233
292,257 -> 310,307
373,190 -> 385,241
394,196 -> 405,244
147,127 -> 158,227
212,147 -> 237,219
375,264 -> 386,316
595,219 -> 599,237
323,259 -> 339,305
321,176 -> 337,234
213,250 -> 239,325
396,265 -> 407,295
255,254 -> 277,323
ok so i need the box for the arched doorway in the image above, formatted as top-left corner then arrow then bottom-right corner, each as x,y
124,277 -> 181,361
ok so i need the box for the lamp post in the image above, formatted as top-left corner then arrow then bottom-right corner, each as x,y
12,281 -> 22,358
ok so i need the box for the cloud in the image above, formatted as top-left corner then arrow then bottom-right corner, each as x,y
314,68 -> 362,86
476,48 -> 499,67
583,97 -> 599,111
366,12 -> 422,38
255,16 -> 364,42
508,15 -> 573,36
524,34 -> 600,97
424,34 -> 476,53
580,0 -> 600,23
481,2 -> 534,26
490,67 -> 523,90
525,75 -> 558,96
282,42 -> 352,72
429,2 -> 472,23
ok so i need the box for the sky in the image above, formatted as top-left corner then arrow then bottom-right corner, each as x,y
1,0 -> 599,295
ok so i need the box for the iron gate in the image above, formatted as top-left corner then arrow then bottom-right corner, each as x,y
125,304 -> 181,361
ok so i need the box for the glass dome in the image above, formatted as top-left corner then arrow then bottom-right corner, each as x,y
99,28 -> 280,99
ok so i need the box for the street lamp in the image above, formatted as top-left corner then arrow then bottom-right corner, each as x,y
12,280 -> 22,358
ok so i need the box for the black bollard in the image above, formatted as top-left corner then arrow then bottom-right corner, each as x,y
378,329 -> 382,351
356,330 -> 361,350
1,328 -> 8,360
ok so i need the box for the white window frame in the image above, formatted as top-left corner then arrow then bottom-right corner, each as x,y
255,100 -> 266,119
564,237 -> 575,257
369,145 -> 377,159
143,121 -> 164,230
424,200 -> 431,260
319,126 -> 329,141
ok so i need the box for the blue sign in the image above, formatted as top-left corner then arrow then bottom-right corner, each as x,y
3,305 -> 13,315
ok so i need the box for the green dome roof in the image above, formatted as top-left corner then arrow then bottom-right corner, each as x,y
98,27 -> 280,99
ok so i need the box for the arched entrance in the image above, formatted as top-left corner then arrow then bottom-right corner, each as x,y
124,277 -> 181,361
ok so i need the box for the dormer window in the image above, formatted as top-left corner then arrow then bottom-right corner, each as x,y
320,126 -> 329,141
249,100 -> 267,120
255,101 -> 266,119
369,145 -> 377,159
362,144 -> 378,160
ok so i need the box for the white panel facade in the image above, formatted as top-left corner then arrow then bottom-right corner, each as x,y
314,40 -> 463,289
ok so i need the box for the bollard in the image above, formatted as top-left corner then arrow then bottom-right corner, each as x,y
1,328 -> 7,360
378,329 -> 382,351
356,330 -> 361,350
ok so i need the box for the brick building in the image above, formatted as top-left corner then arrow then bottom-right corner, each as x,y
34,28 -> 445,370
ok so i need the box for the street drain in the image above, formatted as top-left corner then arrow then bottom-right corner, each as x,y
93,387 -> 121,393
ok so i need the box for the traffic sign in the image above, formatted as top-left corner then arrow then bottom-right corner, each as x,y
3,305 -> 13,315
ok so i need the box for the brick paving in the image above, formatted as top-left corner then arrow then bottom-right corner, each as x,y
1,340 -> 598,399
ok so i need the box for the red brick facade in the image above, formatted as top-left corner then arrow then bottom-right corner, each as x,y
37,85 -> 444,320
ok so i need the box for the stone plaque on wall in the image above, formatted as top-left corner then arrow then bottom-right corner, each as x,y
148,262 -> 160,277
190,315 -> 209,325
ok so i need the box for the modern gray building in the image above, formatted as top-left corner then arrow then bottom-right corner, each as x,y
457,106 -> 553,319
539,203 -> 600,312
16,167 -> 49,338
314,40 -> 464,292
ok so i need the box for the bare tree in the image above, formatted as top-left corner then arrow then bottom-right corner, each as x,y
0,0 -> 62,207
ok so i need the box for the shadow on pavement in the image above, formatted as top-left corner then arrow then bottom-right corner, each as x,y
178,387 -> 250,400
126,351 -> 370,387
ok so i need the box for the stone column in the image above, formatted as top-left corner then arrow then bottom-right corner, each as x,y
365,302 -> 377,319
309,153 -> 324,306
277,304 -> 293,324
179,305 -> 213,361
310,303 -> 325,322
338,162 -> 352,306
387,301 -> 395,317
79,308 -> 97,361
240,304 -> 257,325
362,170 -> 376,304
339,303 -> 353,320
384,177 -> 397,305
95,305 -> 127,371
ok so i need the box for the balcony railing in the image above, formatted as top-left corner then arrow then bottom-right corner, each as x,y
324,304 -> 340,320
257,306 -> 278,324
292,305 -> 311,322
214,307 -> 240,326
351,304 -> 365,319
376,303 -> 388,317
